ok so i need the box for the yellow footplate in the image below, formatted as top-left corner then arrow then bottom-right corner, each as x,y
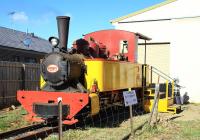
167,105 -> 181,114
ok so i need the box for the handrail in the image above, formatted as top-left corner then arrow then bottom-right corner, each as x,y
151,70 -> 172,82
150,66 -> 185,88
151,66 -> 174,82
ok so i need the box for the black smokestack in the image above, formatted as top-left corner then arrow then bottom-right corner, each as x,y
56,16 -> 70,52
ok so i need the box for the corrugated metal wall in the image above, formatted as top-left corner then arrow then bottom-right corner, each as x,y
0,61 -> 40,108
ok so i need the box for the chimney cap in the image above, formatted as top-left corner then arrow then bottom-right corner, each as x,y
56,16 -> 70,20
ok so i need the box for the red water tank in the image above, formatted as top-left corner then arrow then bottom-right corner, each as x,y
84,29 -> 138,62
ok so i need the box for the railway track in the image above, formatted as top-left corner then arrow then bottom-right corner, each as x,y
0,122 -> 59,140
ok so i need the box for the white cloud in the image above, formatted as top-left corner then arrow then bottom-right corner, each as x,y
30,11 -> 55,26
10,12 -> 28,22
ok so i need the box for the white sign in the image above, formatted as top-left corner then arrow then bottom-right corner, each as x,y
123,90 -> 138,106
47,64 -> 59,73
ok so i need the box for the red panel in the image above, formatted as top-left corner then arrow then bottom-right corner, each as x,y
17,91 -> 89,123
84,29 -> 137,62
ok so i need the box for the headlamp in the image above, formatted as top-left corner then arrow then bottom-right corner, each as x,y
49,36 -> 59,48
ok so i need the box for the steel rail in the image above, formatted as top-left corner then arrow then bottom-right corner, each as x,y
0,122 -> 58,140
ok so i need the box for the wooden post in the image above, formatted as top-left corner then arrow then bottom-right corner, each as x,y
150,66 -> 153,84
123,89 -> 138,136
144,40 -> 147,64
148,90 -> 158,125
148,76 -> 160,126
154,76 -> 160,125
154,92 -> 160,125
129,105 -> 133,135
58,97 -> 63,140
21,64 -> 25,90
128,88 -> 134,136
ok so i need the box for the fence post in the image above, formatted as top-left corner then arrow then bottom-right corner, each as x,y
21,64 -> 25,90
58,97 -> 63,140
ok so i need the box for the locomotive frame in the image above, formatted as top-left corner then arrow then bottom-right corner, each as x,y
17,16 -> 178,125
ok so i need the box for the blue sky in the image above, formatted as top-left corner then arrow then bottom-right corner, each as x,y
0,0 -> 164,46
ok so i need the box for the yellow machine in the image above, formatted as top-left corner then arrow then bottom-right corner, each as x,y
40,59 -> 146,116
41,60 -> 144,91
85,60 -> 143,92
40,59 -> 180,115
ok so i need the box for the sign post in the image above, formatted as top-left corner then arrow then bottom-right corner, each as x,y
129,105 -> 133,135
123,90 -> 138,136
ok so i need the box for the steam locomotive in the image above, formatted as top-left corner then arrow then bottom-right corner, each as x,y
17,16 -> 150,125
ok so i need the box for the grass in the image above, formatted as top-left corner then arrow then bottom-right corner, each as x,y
174,121 -> 200,139
0,107 -> 30,132
46,117 -> 200,140
131,120 -> 200,140
46,114 -> 150,140
1,104 -> 200,140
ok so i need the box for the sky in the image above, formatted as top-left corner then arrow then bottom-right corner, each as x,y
0,0 -> 165,46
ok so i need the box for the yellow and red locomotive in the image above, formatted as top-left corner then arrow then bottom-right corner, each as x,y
17,16 -> 150,125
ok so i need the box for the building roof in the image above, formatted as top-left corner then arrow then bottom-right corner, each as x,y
0,26 -> 52,53
110,0 -> 177,23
